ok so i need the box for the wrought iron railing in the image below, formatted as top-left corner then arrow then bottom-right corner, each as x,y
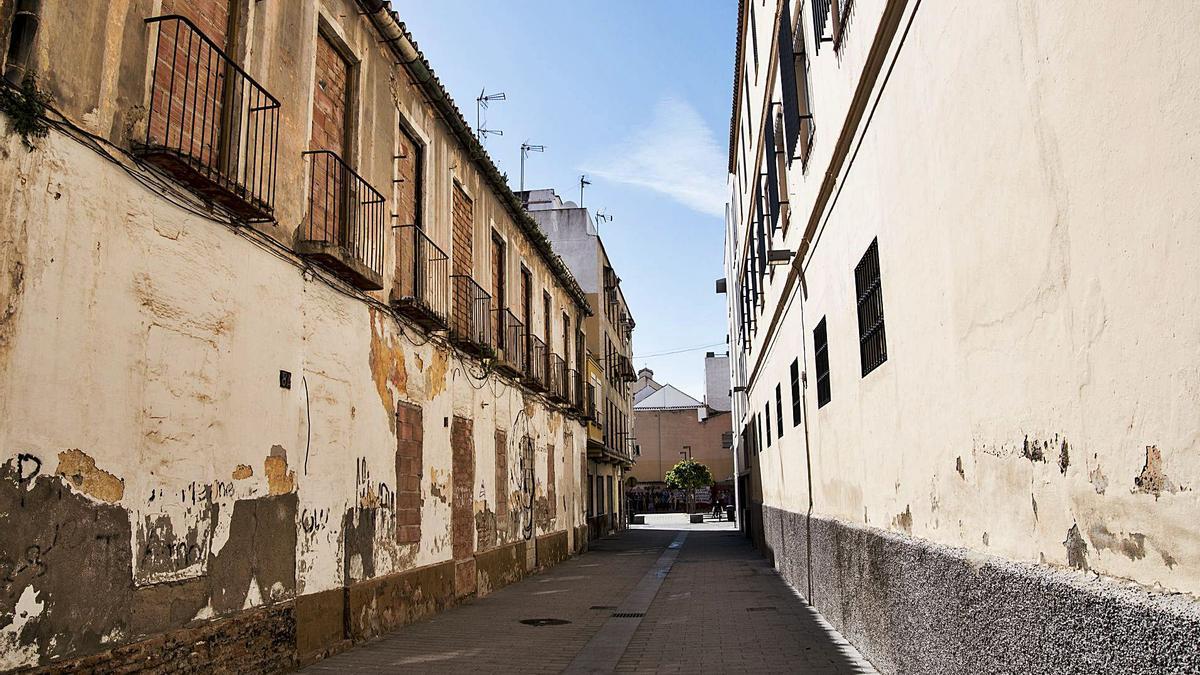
549,354 -> 568,402
568,368 -> 584,411
393,224 -> 449,330
450,275 -> 493,352
586,383 -> 598,421
526,335 -> 548,389
299,150 -> 386,290
142,15 -> 279,221
613,354 -> 637,382
493,309 -> 526,373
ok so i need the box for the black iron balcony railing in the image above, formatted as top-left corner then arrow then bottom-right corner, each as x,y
549,355 -> 569,403
568,367 -> 584,411
526,335 -> 548,390
450,275 -> 493,355
493,309 -> 525,375
141,15 -> 280,222
298,150 -> 385,291
392,225 -> 449,331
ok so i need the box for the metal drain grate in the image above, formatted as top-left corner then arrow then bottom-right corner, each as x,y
520,618 -> 572,626
746,606 -> 778,612
611,612 -> 645,618
589,605 -> 617,610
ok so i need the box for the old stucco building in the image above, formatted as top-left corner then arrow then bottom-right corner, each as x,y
725,0 -> 1200,672
521,187 -> 636,539
0,0 -> 592,670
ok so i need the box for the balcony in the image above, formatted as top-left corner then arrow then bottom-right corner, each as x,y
298,150 -> 385,291
548,354 -> 568,403
391,225 -> 449,331
139,15 -> 279,222
525,335 -> 548,391
449,275 -> 493,356
568,368 -> 584,412
493,309 -> 525,376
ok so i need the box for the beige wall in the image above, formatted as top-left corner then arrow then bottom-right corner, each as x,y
632,409 -> 733,486
727,0 -> 1200,597
0,0 -> 589,668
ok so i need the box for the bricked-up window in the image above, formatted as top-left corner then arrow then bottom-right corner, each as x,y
764,402 -> 772,447
547,444 -> 557,519
790,359 -> 802,426
855,238 -> 887,377
491,231 -> 505,347
814,317 -> 831,408
775,384 -> 784,439
495,429 -> 508,532
395,402 -> 423,544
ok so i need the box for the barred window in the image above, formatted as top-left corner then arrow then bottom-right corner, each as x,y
764,402 -> 772,447
855,238 -> 887,376
790,359 -> 801,426
775,384 -> 784,439
814,317 -> 831,408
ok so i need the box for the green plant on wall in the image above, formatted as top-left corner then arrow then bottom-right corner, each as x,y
664,458 -> 713,514
0,76 -> 52,149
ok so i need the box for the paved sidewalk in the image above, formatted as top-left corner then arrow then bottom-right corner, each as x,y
300,516 -> 875,674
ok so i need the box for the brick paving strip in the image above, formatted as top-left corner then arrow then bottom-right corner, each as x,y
299,518 -> 875,674
562,531 -> 688,674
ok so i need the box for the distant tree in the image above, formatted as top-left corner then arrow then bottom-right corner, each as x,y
664,458 -> 714,514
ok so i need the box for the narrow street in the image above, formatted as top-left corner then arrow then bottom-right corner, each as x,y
301,515 -> 875,674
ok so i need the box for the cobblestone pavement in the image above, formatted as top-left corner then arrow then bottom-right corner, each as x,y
301,515 -> 875,674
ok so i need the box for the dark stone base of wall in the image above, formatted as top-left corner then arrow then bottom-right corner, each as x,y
761,504 -> 1200,674
31,604 -> 297,675
573,525 -> 589,554
536,530 -> 569,567
38,537 -> 576,673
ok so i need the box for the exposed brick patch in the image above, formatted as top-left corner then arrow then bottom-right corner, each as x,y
451,185 -> 474,335
451,416 -> 476,561
395,401 -> 423,544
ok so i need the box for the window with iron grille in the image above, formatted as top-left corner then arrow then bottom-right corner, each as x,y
775,384 -> 784,439
764,402 -> 772,447
855,238 -> 887,376
814,317 -> 831,408
790,359 -> 801,426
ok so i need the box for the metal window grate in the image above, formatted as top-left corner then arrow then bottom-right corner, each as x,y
611,612 -> 645,618
775,384 -> 784,440
855,239 -> 887,377
790,359 -> 801,427
764,402 -> 772,447
814,318 -> 831,408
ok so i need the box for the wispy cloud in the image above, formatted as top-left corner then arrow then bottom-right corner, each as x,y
583,97 -> 726,218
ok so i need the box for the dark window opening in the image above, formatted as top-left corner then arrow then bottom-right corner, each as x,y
764,402 -> 772,447
779,3 -> 816,167
855,238 -> 887,376
790,359 -> 802,426
775,384 -> 784,439
814,317 -> 831,408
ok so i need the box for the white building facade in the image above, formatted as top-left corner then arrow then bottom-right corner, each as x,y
724,0 -> 1200,671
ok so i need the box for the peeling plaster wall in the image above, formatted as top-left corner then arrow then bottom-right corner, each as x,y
729,0 -> 1200,617
0,1 -> 588,668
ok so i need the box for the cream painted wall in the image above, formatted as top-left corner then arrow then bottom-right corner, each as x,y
729,0 -> 1200,595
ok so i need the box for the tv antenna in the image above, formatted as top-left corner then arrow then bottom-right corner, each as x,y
520,142 -> 545,193
579,174 -> 591,207
594,209 -> 613,233
476,88 -> 506,144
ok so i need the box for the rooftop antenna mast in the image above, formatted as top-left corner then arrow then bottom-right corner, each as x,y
520,142 -> 545,193
579,174 -> 591,207
594,209 -> 613,233
476,88 -> 506,145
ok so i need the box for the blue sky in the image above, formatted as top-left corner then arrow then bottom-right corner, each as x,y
396,0 -> 736,400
